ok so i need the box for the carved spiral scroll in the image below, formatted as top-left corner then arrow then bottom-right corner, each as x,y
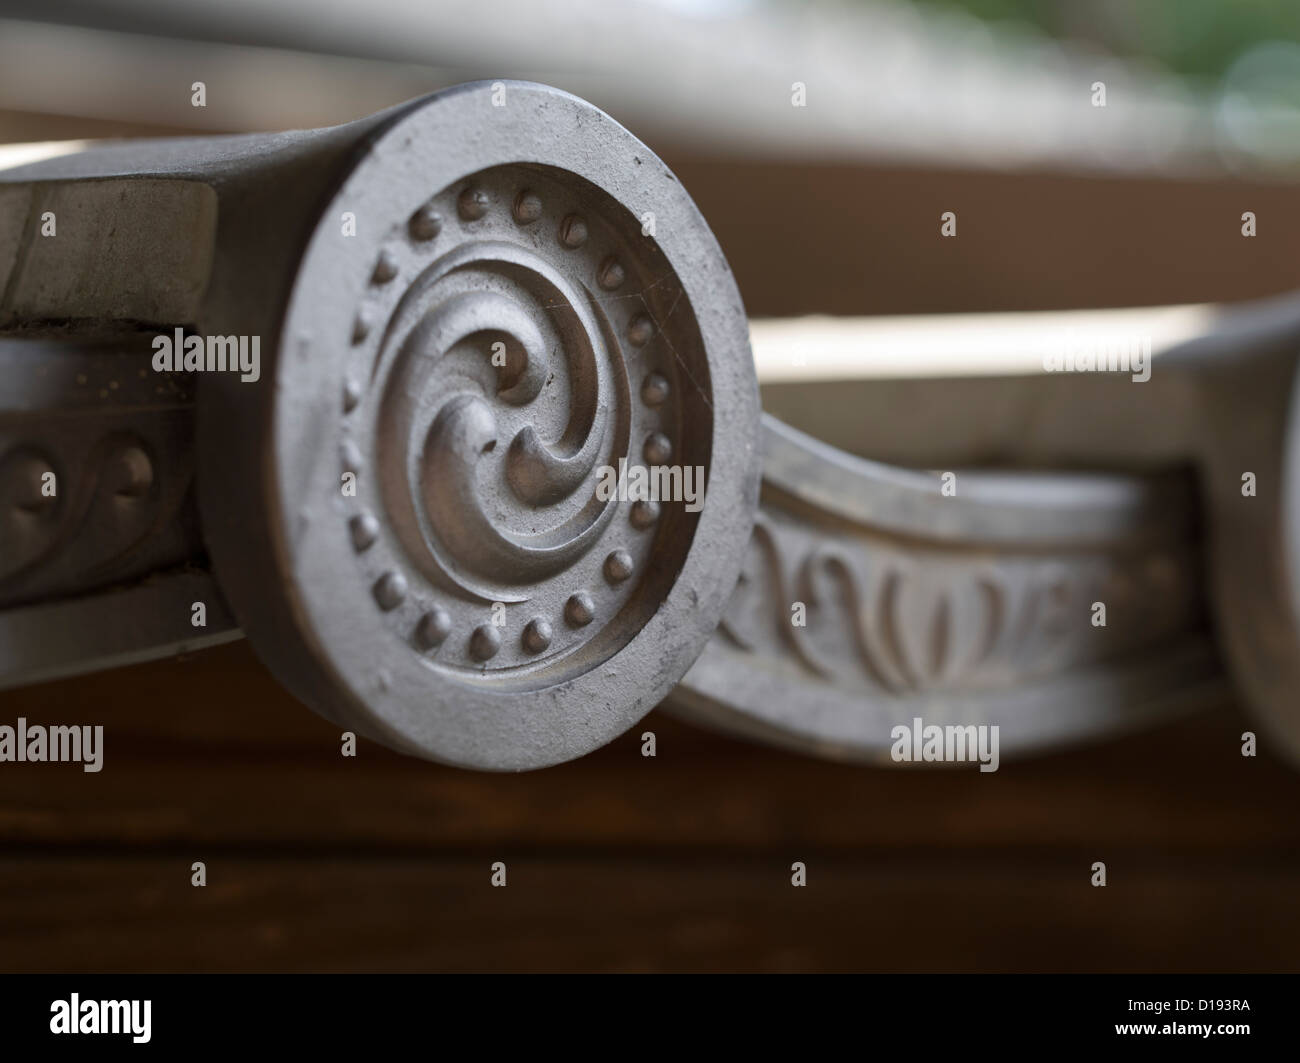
338,162 -> 710,676
370,242 -> 630,601
197,81 -> 757,769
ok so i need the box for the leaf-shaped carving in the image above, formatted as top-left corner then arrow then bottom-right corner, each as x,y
720,512 -> 1190,697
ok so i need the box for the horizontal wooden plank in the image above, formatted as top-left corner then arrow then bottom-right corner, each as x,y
672,158 -> 1300,317
1,854 -> 1296,973
0,642 -> 1295,855
6,116 -> 1300,322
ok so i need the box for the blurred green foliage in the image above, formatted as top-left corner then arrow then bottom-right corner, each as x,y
910,0 -> 1300,80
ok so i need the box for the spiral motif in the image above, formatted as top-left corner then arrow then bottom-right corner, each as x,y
339,163 -> 706,675
371,242 -> 630,601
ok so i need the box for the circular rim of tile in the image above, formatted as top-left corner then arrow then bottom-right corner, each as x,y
201,81 -> 760,771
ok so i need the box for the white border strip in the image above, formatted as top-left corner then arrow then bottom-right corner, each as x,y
751,304 -> 1217,381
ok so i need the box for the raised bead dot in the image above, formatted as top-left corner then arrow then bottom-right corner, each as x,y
564,592 -> 594,627
373,571 -> 407,611
408,204 -> 442,241
110,445 -> 153,499
415,607 -> 452,650
352,308 -> 375,344
628,314 -> 654,347
513,190 -> 543,225
643,432 -> 672,465
630,500 -> 660,530
640,372 -> 669,406
458,186 -> 489,221
349,512 -> 378,552
469,624 -> 501,661
604,549 -> 634,584
371,249 -> 398,284
559,214 -> 587,248
343,377 -> 361,413
522,617 -> 553,654
598,257 -> 625,291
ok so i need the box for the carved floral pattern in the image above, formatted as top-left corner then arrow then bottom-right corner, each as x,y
720,512 -> 1200,694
